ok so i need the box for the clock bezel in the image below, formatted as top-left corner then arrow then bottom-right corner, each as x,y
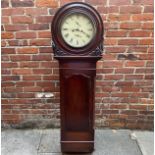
51,2 -> 103,56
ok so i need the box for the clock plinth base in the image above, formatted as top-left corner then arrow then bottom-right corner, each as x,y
61,142 -> 94,153
61,130 -> 94,153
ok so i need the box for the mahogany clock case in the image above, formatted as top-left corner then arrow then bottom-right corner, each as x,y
51,2 -> 104,56
51,2 -> 104,153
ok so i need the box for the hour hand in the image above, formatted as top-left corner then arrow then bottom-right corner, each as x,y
75,21 -> 81,27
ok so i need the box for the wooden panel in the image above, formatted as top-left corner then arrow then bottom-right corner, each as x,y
64,75 -> 90,131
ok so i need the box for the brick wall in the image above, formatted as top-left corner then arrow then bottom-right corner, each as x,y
2,0 -> 154,130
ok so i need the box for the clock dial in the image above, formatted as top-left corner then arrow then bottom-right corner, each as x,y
61,13 -> 95,48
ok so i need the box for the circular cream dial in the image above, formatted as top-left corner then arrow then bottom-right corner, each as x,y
61,13 -> 95,48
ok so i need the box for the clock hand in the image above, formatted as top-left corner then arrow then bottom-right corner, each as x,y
75,34 -> 82,38
75,21 -> 81,27
72,28 -> 80,32
80,30 -> 90,38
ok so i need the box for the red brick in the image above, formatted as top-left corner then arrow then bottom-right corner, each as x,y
102,86 -> 120,92
100,69 -> 114,74
115,81 -> 134,86
120,6 -> 142,14
129,31 -> 151,37
10,55 -> 31,61
20,62 -> 39,68
104,38 -> 117,45
125,75 -> 144,80
41,62 -> 59,68
23,76 -> 41,81
30,39 -> 50,46
122,87 -> 140,92
120,22 -> 141,29
38,31 -> 51,38
145,74 -> 154,80
106,31 -> 127,37
121,110 -> 138,115
17,93 -> 35,98
2,82 -> 15,87
132,14 -> 153,21
1,41 -> 6,47
2,55 -> 10,61
128,46 -> 147,53
2,62 -> 18,68
60,0 -> 83,5
139,39 -> 153,45
2,8 -> 24,16
2,114 -> 21,120
25,8 -> 47,16
2,76 -> 20,81
29,24 -> 49,30
32,55 -> 52,61
103,61 -> 123,68
43,75 -> 59,80
115,68 -> 134,74
5,25 -> 27,31
109,0 -> 131,5
17,47 -> 38,54
133,0 -> 153,5
110,104 -> 127,109
2,69 -> 11,75
137,54 -> 154,60
16,32 -> 36,39
12,16 -> 33,24
85,0 -> 106,5
125,61 -> 145,67
104,22 -> 119,30
146,61 -> 153,67
142,23 -> 153,29
24,86 -> 42,92
105,75 -> 123,80
2,0 -> 9,8
2,48 -> 16,54
12,69 -> 32,75
148,47 -> 154,53
144,6 -> 154,13
109,121 -> 125,128
108,14 -> 130,21
118,39 -> 138,45
105,47 -> 126,53
8,40 -> 28,46
102,110 -> 119,114
2,17 -> 10,24
36,0 -> 58,7
11,0 -> 34,7
16,82 -> 34,87
97,6 -> 119,14
102,54 -> 116,60
36,16 -> 53,23
3,87 -> 23,93
36,82 -> 55,87
2,32 -> 14,39
39,47 -> 53,53
33,69 -> 52,74
135,68 -> 153,74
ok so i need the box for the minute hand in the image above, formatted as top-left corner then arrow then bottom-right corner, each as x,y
80,30 -> 90,38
